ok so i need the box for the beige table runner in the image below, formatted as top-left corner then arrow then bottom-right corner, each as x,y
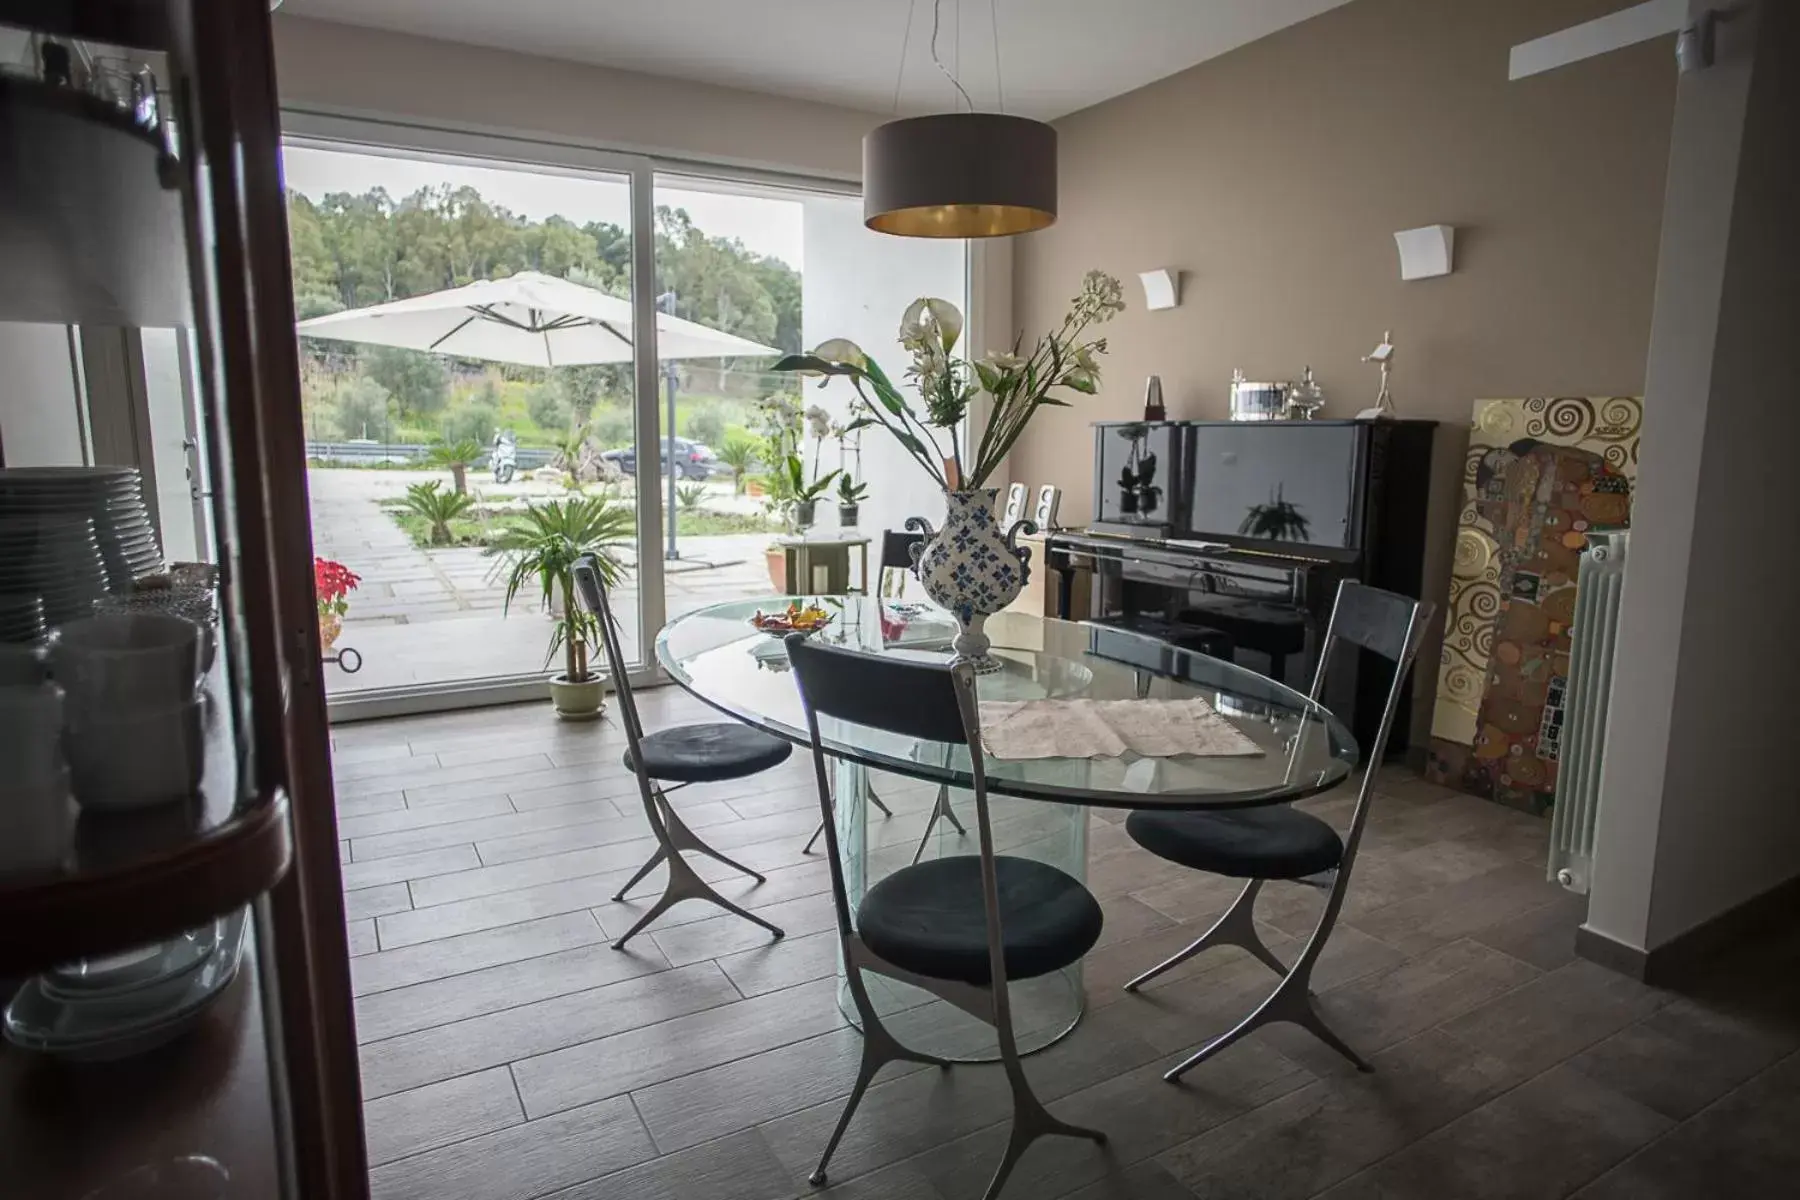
979,697 -> 1264,760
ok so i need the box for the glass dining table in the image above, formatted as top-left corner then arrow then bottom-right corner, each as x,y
656,596 -> 1358,1059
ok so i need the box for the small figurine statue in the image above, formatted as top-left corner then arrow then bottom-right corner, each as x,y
1357,331 -> 1397,420
1286,366 -> 1326,420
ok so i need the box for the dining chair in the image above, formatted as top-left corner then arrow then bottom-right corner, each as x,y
801,528 -> 930,855
572,555 -> 788,951
784,633 -> 1108,1198
877,529 -> 922,598
1121,580 -> 1434,1081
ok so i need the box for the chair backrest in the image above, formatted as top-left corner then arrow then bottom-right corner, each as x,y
784,634 -> 1018,1008
879,530 -> 923,572
877,529 -> 923,597
572,555 -> 660,825
1303,580 -> 1434,931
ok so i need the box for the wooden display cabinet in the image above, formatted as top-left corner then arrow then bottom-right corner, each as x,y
0,3 -> 365,1197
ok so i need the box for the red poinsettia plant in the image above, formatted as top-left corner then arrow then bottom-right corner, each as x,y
314,557 -> 361,620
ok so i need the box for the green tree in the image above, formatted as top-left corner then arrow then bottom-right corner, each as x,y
444,399 -> 500,445
526,385 -> 571,431
334,376 -> 391,441
427,438 -> 484,495
684,402 -> 726,448
364,346 -> 450,418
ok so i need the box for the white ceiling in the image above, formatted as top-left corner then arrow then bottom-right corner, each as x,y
282,0 -> 1353,120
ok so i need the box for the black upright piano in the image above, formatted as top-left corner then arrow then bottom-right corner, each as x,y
1046,419 -> 1436,755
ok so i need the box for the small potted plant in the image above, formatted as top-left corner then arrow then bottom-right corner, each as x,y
836,473 -> 868,527
784,454 -> 840,530
486,494 -> 633,720
314,557 -> 360,652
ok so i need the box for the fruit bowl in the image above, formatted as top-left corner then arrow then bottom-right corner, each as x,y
750,601 -> 834,637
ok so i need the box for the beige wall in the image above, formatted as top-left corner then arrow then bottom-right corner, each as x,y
1010,0 -> 1675,527
272,15 -> 878,179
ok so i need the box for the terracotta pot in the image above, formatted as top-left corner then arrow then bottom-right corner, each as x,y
319,612 -> 342,653
746,480 -> 767,498
765,546 -> 788,593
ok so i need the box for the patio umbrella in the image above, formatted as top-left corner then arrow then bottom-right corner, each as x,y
295,270 -> 779,367
298,270 -> 780,561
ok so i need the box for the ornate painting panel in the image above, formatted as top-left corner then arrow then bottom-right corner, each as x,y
1425,397 -> 1642,812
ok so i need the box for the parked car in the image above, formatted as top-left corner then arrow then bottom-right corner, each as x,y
599,436 -> 724,480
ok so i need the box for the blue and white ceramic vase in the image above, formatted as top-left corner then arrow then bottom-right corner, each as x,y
908,489 -> 1037,673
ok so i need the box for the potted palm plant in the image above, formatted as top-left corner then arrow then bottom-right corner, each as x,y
836,473 -> 868,527
486,493 -> 634,720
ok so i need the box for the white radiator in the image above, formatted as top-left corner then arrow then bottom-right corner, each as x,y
1548,531 -> 1630,893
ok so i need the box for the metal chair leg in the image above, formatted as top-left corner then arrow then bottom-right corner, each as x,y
611,847 -> 667,903
867,785 -> 894,817
804,819 -> 827,856
911,784 -> 968,865
1125,879 -> 1283,992
809,968 -> 955,1187
976,1025 -> 1107,1199
1162,968 -> 1368,1081
661,793 -> 765,882
612,851 -> 784,952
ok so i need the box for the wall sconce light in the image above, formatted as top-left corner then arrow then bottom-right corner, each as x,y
1394,225 -> 1456,281
1138,268 -> 1181,311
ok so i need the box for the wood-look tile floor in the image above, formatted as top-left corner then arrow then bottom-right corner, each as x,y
330,692 -> 1800,1200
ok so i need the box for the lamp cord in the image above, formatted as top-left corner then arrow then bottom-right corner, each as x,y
931,0 -> 976,112
890,0 -> 918,115
990,0 -> 1005,113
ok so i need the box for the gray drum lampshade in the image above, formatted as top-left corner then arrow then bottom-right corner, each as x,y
863,113 -> 1057,238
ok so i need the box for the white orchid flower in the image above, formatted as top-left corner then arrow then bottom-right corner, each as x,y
901,297 -> 964,354
811,338 -> 868,369
980,351 -> 1025,373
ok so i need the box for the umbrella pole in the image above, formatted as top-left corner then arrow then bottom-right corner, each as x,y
664,359 -> 680,561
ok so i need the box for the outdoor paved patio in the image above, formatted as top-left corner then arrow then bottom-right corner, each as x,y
308,468 -> 780,696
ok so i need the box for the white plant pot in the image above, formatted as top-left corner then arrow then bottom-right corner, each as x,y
909,488 -> 1037,673
548,673 -> 605,721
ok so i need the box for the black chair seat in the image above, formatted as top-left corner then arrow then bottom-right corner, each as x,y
624,722 -> 792,783
857,856 -> 1104,986
1126,806 -> 1344,881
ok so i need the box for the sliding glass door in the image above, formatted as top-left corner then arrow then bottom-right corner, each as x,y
279,123 -> 970,717
648,173 -> 968,617
280,139 -> 658,710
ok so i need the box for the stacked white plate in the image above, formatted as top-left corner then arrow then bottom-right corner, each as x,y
0,467 -> 164,594
2,908 -> 247,1061
0,592 -> 47,643
0,515 -> 110,628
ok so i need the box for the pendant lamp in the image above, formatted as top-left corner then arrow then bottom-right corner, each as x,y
864,1 -> 1057,238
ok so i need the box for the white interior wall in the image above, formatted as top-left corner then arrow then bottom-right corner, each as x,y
140,329 -> 200,563
1588,0 -> 1798,952
273,15 -> 877,180
0,323 -> 85,466
800,195 -> 966,546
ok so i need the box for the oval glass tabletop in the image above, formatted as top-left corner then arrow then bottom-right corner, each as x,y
656,596 -> 1358,811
